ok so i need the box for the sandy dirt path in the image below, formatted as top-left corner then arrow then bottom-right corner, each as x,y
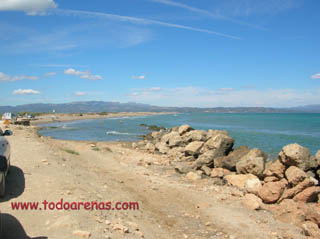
0,125 -> 305,239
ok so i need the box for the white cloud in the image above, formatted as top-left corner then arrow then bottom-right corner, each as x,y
0,0 -> 57,15
132,75 -> 146,80
44,72 -> 56,77
214,0 -> 301,17
149,0 -> 264,30
311,73 -> 320,79
12,89 -> 40,95
64,68 -> 103,81
0,72 -> 39,82
74,92 -> 88,96
149,87 -> 161,91
220,88 -> 233,91
55,9 -> 241,40
129,87 -> 320,107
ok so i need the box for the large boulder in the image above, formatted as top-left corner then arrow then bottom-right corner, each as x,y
275,199 -> 307,226
185,141 -> 204,156
293,186 -> 320,203
178,125 -> 193,135
305,205 -> 320,226
175,162 -> 194,174
145,142 -> 156,152
242,194 -> 263,210
258,180 -> 286,203
184,130 -> 207,142
278,143 -> 311,171
207,129 -> 229,138
168,134 -> 184,147
155,142 -> 170,154
242,148 -> 268,161
263,159 -> 286,179
168,147 -> 185,158
220,146 -> 250,171
315,150 -> 320,165
244,177 -> 262,195
161,131 -> 180,144
302,221 -> 320,238
201,166 -> 212,176
285,166 -> 307,186
210,168 -> 232,178
200,134 -> 234,155
151,131 -> 165,141
192,150 -> 220,169
213,156 -> 224,168
224,174 -> 259,190
264,176 -> 279,183
279,178 -> 315,202
236,156 -> 265,178
185,172 -> 201,181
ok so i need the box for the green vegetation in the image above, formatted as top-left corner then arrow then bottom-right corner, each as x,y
91,147 -> 100,151
99,112 -> 108,116
63,149 -> 80,155
139,123 -> 165,131
17,112 -> 44,117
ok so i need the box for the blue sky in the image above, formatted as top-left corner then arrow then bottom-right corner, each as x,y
0,0 -> 319,107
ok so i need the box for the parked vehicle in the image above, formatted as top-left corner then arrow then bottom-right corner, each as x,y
0,128 -> 12,197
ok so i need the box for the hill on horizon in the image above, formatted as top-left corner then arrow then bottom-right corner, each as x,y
2,101 -> 320,114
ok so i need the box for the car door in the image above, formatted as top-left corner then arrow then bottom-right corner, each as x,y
0,136 -> 9,160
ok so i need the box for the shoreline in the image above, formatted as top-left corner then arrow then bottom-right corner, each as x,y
30,111 -> 177,125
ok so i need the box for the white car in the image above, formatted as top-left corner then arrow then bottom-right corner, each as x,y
0,128 -> 12,197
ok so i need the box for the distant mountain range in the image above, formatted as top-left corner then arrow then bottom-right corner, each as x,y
0,101 -> 320,113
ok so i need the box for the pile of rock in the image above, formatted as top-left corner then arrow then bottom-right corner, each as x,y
133,125 -> 320,235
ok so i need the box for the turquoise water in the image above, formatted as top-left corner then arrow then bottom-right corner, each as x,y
38,113 -> 320,157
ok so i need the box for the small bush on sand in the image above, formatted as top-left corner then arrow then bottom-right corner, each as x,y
64,149 -> 80,155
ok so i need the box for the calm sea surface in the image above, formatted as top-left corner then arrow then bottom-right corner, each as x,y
39,113 -> 320,157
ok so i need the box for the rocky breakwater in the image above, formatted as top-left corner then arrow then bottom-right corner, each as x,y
133,125 -> 320,237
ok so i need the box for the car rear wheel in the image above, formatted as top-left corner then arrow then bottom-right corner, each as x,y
0,172 -> 5,197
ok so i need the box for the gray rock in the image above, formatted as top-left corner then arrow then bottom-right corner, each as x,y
175,162 -> 194,174
168,134 -> 184,147
285,166 -> 307,186
306,170 -> 316,179
178,124 -> 193,135
213,156 -> 224,168
185,130 -> 207,142
207,129 -> 229,138
236,156 -> 265,178
185,172 -> 202,181
185,141 -> 204,156
315,150 -> 320,164
155,142 -> 170,154
200,134 -> 234,155
211,177 -> 227,186
192,150 -> 221,169
221,146 -> 250,171
263,159 -> 286,179
161,131 -> 180,144
279,143 -> 311,171
201,166 -> 212,176
242,148 -> 267,161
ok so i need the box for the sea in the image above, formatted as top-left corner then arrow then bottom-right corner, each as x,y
38,113 -> 320,158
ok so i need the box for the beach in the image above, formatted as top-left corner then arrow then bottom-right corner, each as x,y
0,119 -> 316,238
30,112 -> 176,125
